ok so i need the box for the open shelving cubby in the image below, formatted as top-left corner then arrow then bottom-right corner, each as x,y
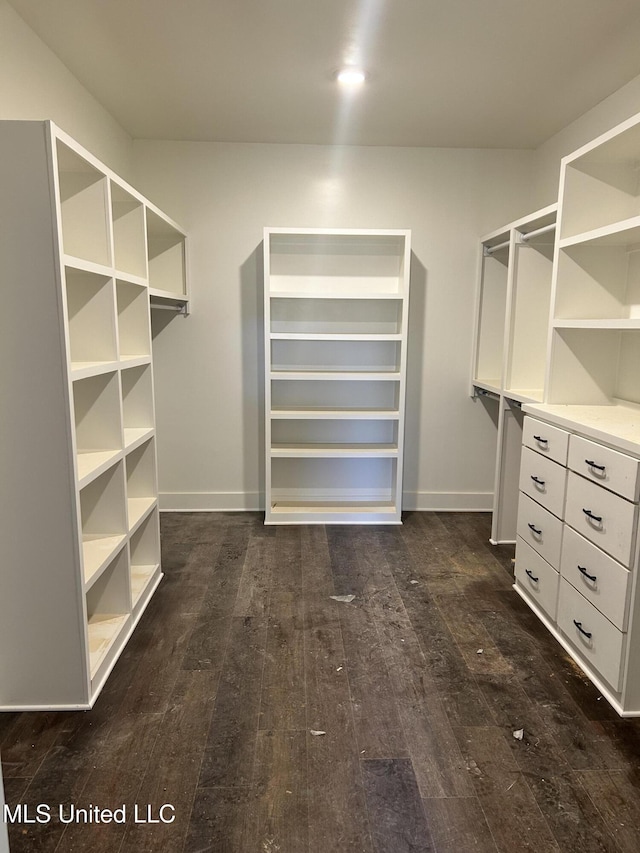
110,182 -> 147,279
121,363 -> 155,451
86,544 -> 130,684
80,461 -> 128,590
73,370 -> 123,486
125,437 -> 158,534
264,228 -> 410,524
117,279 -> 152,364
64,268 -> 118,377
146,207 -> 187,300
129,508 -> 161,614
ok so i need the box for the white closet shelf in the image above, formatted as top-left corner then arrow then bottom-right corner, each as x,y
119,354 -> 152,369
127,496 -> 157,534
63,256 -> 113,278
76,449 -> 122,488
559,217 -> 640,250
269,291 -> 403,300
504,388 -> 543,404
131,564 -> 160,609
82,534 -> 127,589
70,360 -> 120,381
113,270 -> 147,288
270,370 -> 401,381
553,319 -> 640,330
271,443 -> 398,458
270,332 -> 402,341
271,408 -> 400,420
123,427 -> 155,453
87,613 -> 129,679
473,379 -> 502,396
268,500 -> 399,525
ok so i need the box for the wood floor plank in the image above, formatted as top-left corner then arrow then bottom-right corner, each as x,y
422,796 -> 498,853
183,786 -> 255,853
361,758 -> 435,853
576,769 -> 640,853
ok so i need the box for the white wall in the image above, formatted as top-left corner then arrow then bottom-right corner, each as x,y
0,0 -> 132,178
532,70 -> 640,207
133,140 -> 533,511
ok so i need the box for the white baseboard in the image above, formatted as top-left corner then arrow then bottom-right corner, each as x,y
158,491 -> 493,513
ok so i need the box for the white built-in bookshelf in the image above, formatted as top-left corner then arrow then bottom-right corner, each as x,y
264,228 -> 411,524
0,120 -> 188,710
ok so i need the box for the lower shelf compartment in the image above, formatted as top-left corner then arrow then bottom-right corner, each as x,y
267,500 -> 400,524
87,612 -> 129,678
131,563 -> 161,610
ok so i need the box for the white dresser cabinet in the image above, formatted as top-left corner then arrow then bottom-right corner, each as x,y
515,413 -> 640,715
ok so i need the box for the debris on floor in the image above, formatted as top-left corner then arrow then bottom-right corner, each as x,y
513,728 -> 524,740
330,594 -> 355,603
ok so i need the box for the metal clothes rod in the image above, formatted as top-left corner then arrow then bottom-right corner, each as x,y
151,302 -> 187,314
484,238 -> 510,256
520,222 -> 556,243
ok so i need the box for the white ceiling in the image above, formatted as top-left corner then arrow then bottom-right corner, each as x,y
9,0 -> 640,149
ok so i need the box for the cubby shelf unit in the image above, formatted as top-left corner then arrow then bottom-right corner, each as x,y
470,203 -> 558,544
0,120 -> 185,710
264,228 -> 411,524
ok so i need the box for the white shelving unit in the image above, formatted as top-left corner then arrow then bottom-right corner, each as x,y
471,204 -> 558,543
514,110 -> 640,716
264,228 -> 411,524
0,120 -> 188,710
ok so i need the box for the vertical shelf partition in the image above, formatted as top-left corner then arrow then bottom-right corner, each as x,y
0,120 -> 187,710
264,228 -> 411,524
471,204 -> 558,543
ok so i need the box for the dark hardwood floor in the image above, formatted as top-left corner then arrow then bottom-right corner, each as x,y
3,511 -> 640,851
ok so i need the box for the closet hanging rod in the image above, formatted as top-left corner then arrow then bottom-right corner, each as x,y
519,222 -> 556,243
484,238 -> 510,256
150,301 -> 189,315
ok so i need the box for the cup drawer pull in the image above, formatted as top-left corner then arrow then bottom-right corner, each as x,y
585,459 -> 606,472
531,476 -> 545,486
582,508 -> 602,523
525,569 -> 539,582
528,523 -> 542,535
573,620 -> 592,639
578,565 -> 597,583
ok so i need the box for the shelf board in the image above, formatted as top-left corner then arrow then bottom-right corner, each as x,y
87,613 -> 129,679
267,500 -> 400,524
269,291 -> 403,300
270,370 -> 401,382
503,388 -> 543,404
127,496 -> 157,534
63,255 -> 113,277
271,408 -> 400,420
120,354 -> 152,369
553,318 -> 640,330
270,443 -> 398,458
70,360 -> 119,381
131,563 -> 160,609
270,332 -> 402,341
76,449 -> 122,488
559,216 -> 640,250
473,379 -> 502,396
123,427 -> 155,452
82,534 -> 127,590
114,269 -> 147,287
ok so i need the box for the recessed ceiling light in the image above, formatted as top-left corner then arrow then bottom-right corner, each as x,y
337,68 -> 366,86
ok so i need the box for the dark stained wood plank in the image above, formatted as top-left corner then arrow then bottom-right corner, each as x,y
245,730 -> 308,853
422,796 -> 498,853
232,532 -> 272,617
576,769 -> 640,853
198,616 -> 267,788
361,758 -> 435,853
183,786 -> 255,853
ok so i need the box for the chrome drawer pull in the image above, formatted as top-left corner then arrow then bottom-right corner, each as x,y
583,508 -> 603,523
527,523 -> 542,535
585,459 -> 606,472
578,565 -> 597,583
531,476 -> 545,486
573,620 -> 592,639
525,569 -> 539,582
533,435 -> 548,444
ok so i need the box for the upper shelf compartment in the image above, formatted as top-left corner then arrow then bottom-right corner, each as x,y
560,118 -> 640,241
110,183 -> 146,279
267,230 -> 410,298
56,140 -> 111,267
146,208 -> 187,300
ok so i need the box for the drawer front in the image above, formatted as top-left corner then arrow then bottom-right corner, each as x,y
516,492 -> 563,567
568,435 -> 640,502
557,578 -> 625,693
515,537 -> 559,621
523,417 -> 569,466
560,526 -> 631,631
565,471 -> 637,566
519,446 -> 567,519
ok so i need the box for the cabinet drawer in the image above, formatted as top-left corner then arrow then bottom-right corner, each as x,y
560,526 -> 631,631
516,492 -> 563,567
565,471 -> 637,566
568,435 -> 640,502
514,537 -> 559,621
557,578 -> 625,693
519,447 -> 567,518
523,417 -> 569,466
